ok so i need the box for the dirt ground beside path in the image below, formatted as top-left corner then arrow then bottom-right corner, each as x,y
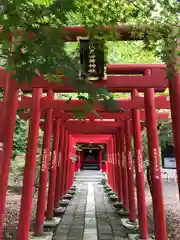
145,182 -> 180,240
3,187 -> 37,240
3,180 -> 180,239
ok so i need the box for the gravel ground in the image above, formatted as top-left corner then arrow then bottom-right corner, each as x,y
145,181 -> 180,240
3,187 -> 38,240
3,181 -> 180,240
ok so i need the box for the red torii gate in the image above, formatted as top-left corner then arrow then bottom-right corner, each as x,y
8,92 -> 170,240
0,26 -> 179,240
19,110 -> 169,121
0,64 -> 168,91
0,95 -> 170,111
73,135 -> 111,172
0,71 -> 168,240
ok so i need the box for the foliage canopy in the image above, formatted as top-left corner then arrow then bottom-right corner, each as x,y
0,0 -> 179,103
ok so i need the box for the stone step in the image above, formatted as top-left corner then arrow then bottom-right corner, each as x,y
75,177 -> 102,180
83,168 -> 99,170
75,179 -> 101,184
75,178 -> 103,182
75,176 -> 103,179
82,163 -> 98,165
74,170 -> 104,182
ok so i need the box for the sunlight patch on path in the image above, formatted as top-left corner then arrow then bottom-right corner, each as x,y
83,183 -> 97,240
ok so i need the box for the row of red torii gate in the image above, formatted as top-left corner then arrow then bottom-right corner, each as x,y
0,26 -> 180,240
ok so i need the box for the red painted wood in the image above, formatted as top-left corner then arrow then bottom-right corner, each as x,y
132,89 -> 149,239
40,122 -> 120,134
0,95 -> 170,111
99,150 -> 103,171
63,133 -> 70,194
19,110 -> 169,122
58,130 -> 68,200
39,121 -> 151,134
64,122 -> 121,128
107,64 -> 165,74
52,110 -> 169,120
18,88 -> 42,240
0,79 -> 18,240
65,136 -> 71,192
124,120 -> 136,222
78,152 -> 81,172
73,134 -> 112,139
46,119 -> 61,219
115,132 -> 123,202
34,90 -> 53,236
54,126 -> 65,207
144,88 -> 167,239
0,64 -> 168,91
108,141 -> 113,189
39,97 -> 170,110
113,135 -> 119,196
169,72 -> 180,200
119,127 -> 129,210
74,136 -> 111,141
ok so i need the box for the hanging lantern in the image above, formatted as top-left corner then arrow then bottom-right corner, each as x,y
79,38 -> 106,81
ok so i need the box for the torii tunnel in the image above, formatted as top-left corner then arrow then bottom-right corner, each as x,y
0,25 -> 179,240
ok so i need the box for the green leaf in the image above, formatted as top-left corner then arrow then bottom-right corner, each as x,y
92,110 -> 102,119
66,96 -> 72,104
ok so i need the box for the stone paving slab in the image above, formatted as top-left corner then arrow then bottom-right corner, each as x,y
55,171 -> 134,240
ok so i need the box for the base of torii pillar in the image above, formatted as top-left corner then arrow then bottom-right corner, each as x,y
113,201 -> 123,209
63,193 -> 73,200
29,231 -> 53,240
59,199 -> 70,207
128,233 -> 155,240
117,209 -> 129,217
44,217 -> 61,228
53,207 -> 66,217
121,218 -> 139,230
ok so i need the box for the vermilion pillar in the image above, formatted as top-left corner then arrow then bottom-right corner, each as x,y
61,131 -> 69,198
169,68 -> 180,198
18,88 -> 42,240
132,89 -> 148,239
109,140 -> 113,189
144,87 -> 167,240
66,136 -> 72,191
70,138 -> 75,188
107,144 -> 110,186
0,79 -> 18,239
34,91 -> 53,236
78,151 -> 81,172
115,132 -> 123,202
113,135 -> 119,196
110,137 -> 115,191
69,139 -> 74,188
46,119 -> 61,219
54,126 -> 64,208
106,143 -> 109,184
124,120 -> 136,223
119,127 -> 129,210
107,142 -> 112,187
99,149 -> 103,171
64,134 -> 70,193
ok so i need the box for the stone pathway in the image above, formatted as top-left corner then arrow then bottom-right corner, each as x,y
55,171 -> 129,240
83,183 -> 97,240
55,183 -> 87,240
